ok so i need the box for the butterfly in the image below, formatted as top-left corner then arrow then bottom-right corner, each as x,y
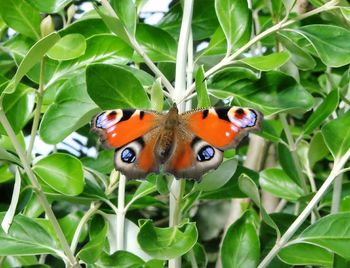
91,105 -> 262,180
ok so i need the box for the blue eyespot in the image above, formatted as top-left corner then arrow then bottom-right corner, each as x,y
197,146 -> 215,161
121,148 -> 136,163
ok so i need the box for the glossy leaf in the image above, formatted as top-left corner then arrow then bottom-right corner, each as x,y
95,251 -> 145,267
239,174 -> 280,238
105,215 -> 152,260
79,215 -> 108,263
111,0 -> 137,36
0,0 -> 41,39
279,243 -> 332,266
137,220 -> 198,260
59,212 -> 87,244
33,153 -> 84,196
299,25 -> 350,67
304,89 -> 339,135
40,72 -> 99,144
200,165 -> 259,200
277,142 -> 300,185
195,65 -> 211,108
322,110 -> 350,158
47,34 -> 86,61
194,158 -> 238,192
3,33 -> 60,94
221,210 -> 260,268
135,24 -> 177,62
308,131 -> 329,167
278,32 -> 316,70
259,168 -> 304,201
295,213 -> 350,259
82,150 -> 114,174
95,5 -> 130,45
240,52 -> 290,71
215,0 -> 250,53
86,63 -> 150,109
27,0 -> 72,13
159,0 -> 219,41
0,85 -> 35,135
0,213 -> 58,256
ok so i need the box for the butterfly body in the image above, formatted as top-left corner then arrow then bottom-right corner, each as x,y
91,106 -> 262,180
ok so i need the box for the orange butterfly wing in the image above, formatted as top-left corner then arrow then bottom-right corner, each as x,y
91,109 -> 162,179
183,107 -> 262,150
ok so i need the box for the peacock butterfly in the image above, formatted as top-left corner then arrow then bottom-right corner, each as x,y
91,105 -> 262,180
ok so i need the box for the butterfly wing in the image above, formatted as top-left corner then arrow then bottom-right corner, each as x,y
91,109 -> 162,179
164,107 -> 262,180
183,107 -> 262,150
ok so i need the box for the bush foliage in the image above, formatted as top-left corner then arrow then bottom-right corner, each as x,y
0,0 -> 350,267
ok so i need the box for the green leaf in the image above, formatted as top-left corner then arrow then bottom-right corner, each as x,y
135,24 -> 177,62
151,78 -> 164,111
96,251 -> 145,267
0,164 -> 14,183
308,131 -> 329,167
40,71 -> 99,144
82,150 -> 114,174
184,243 -> 208,268
47,34 -> 86,61
86,63 -> 150,109
295,213 -> 350,259
59,212 -> 87,244
195,65 -> 211,108
322,110 -> 350,158
0,0 -> 41,40
0,148 -> 20,165
240,52 -> 290,71
221,210 -> 260,268
259,168 -> 304,201
238,174 -> 280,238
194,158 -> 238,192
3,32 -> 60,95
104,215 -> 152,259
277,142 -> 300,185
299,25 -> 350,67
159,0 -> 219,41
33,153 -> 84,196
60,18 -> 109,38
79,215 -> 108,263
334,254 -> 350,268
26,0 -> 72,13
137,220 -> 198,260
95,5 -> 131,45
209,69 -> 314,116
278,32 -> 316,70
200,165 -> 259,199
0,213 -> 58,256
304,90 -> 339,135
0,85 -> 35,135
215,0 -> 250,53
279,243 -> 332,266
111,0 -> 137,36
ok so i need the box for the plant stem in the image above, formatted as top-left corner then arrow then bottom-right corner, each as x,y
331,174 -> 343,213
99,0 -> 175,95
0,109 -> 79,268
258,148 -> 350,268
180,0 -> 339,103
70,203 -> 101,254
27,57 -> 46,160
116,173 -> 126,250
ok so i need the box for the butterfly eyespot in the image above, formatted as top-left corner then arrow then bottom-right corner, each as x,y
121,148 -> 136,163
197,145 -> 215,161
235,108 -> 245,115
